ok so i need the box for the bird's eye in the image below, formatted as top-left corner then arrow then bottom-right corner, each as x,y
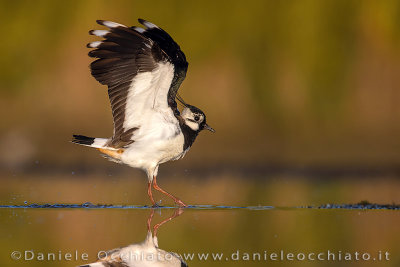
194,116 -> 200,121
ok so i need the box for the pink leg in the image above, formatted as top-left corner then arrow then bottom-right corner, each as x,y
147,181 -> 156,206
147,209 -> 155,231
152,176 -> 187,207
153,208 -> 184,237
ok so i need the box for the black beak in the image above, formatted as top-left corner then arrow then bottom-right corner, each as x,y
203,123 -> 215,133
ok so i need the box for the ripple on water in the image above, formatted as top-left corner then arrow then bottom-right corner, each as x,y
0,202 -> 398,210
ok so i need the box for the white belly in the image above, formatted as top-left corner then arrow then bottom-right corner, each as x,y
157,132 -> 186,163
117,109 -> 187,178
120,132 -> 186,172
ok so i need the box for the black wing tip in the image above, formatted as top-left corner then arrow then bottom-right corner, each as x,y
138,18 -> 149,26
138,18 -> 160,29
96,19 -> 105,25
87,50 -> 95,58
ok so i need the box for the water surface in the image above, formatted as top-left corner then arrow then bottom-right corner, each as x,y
1,172 -> 399,266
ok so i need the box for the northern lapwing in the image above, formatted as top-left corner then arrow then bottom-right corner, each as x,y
72,19 -> 214,207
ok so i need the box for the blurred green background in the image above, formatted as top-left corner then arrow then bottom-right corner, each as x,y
1,1 -> 400,267
1,0 -> 400,171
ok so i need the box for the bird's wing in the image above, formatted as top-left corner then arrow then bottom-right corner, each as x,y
88,19 -> 188,148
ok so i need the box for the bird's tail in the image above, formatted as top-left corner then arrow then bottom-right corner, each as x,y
72,135 -> 108,148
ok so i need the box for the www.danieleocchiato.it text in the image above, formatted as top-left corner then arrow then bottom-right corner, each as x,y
10,249 -> 390,262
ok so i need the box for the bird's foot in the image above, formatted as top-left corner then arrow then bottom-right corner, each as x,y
174,199 -> 188,208
150,200 -> 163,208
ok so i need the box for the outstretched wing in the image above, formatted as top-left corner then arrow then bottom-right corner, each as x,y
88,19 -> 188,148
135,19 -> 189,110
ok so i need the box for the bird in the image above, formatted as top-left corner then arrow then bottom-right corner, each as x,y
72,19 -> 214,207
79,208 -> 187,267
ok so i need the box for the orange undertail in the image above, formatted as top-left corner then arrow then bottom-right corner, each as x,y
97,148 -> 124,160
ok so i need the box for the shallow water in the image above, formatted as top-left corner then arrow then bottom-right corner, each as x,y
1,173 -> 399,266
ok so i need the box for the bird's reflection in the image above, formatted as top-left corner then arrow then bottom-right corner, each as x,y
80,208 -> 187,267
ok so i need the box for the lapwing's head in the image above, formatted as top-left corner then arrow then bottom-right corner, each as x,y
181,105 -> 215,133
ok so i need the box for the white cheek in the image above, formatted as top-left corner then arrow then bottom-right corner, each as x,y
185,120 -> 199,131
